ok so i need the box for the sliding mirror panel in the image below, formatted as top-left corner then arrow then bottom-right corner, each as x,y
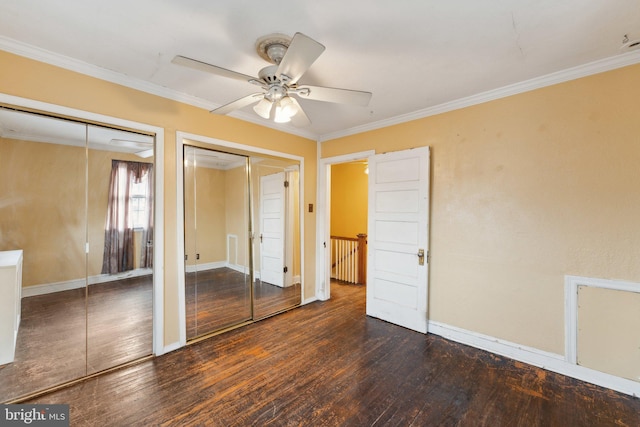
251,160 -> 301,319
86,125 -> 154,374
0,109 -> 88,401
184,146 -> 252,339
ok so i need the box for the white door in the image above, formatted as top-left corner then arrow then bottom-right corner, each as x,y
366,147 -> 430,333
259,172 -> 285,287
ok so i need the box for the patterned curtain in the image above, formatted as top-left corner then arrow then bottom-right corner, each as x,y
101,160 -> 153,274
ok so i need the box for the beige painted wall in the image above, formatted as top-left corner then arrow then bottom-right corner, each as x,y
225,165 -> 249,268
184,165 -> 228,267
197,166 -> 228,265
322,64 -> 640,356
330,162 -> 368,238
0,50 -> 317,348
577,286 -> 640,382
0,137 -> 149,286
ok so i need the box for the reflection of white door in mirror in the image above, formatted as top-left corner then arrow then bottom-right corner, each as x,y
259,172 -> 286,287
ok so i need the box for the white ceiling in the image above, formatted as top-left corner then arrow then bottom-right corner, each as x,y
1,0 -> 639,141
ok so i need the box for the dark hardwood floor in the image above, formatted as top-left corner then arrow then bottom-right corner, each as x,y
24,282 -> 640,426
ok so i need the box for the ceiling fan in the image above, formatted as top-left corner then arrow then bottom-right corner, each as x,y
172,32 -> 372,127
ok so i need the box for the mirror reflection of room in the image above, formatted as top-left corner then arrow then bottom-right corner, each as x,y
182,144 -> 302,340
184,146 -> 252,339
0,107 -> 154,402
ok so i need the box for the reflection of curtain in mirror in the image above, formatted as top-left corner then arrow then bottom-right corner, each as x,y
102,160 -> 153,274
140,165 -> 154,269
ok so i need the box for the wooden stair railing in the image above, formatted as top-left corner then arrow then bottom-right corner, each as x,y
330,233 -> 367,285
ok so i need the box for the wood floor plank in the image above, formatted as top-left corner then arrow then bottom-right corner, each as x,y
23,282 -> 640,426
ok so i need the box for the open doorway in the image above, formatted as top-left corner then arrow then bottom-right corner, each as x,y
329,161 -> 369,286
316,150 -> 374,301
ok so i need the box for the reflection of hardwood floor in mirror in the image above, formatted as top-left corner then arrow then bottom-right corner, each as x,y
253,279 -> 301,320
0,276 -> 152,402
185,267 -> 301,339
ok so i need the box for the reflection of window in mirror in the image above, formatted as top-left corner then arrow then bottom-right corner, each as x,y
102,160 -> 154,274
131,174 -> 150,229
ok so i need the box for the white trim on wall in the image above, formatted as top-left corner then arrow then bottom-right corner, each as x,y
0,36 -> 316,141
184,261 -> 227,274
564,275 -> 640,367
0,93 -> 165,357
429,319 -> 640,398
3,35 -> 639,143
22,269 -> 153,297
319,50 -> 640,142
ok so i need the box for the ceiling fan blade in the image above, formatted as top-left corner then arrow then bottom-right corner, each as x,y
289,97 -> 311,127
172,55 -> 258,83
296,85 -> 372,107
210,93 -> 264,115
276,33 -> 325,84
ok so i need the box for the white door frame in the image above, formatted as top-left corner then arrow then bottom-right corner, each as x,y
315,150 -> 375,301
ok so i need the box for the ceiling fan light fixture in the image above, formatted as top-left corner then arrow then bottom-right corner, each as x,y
279,96 -> 298,118
274,100 -> 292,123
253,98 -> 273,119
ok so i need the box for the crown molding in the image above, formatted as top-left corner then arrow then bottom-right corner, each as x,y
3,35 -> 639,144
0,35 -> 317,141
319,50 -> 640,142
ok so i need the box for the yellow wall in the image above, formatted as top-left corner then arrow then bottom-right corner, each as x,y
0,50 -> 317,348
225,165 -> 249,268
330,162 -> 368,238
184,163 -> 228,267
198,167 -> 228,265
322,63 -> 640,356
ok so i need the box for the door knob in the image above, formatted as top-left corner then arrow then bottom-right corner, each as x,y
417,249 -> 425,266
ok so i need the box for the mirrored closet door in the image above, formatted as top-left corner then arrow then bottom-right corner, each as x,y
184,146 -> 252,339
0,107 -> 154,402
182,143 -> 302,340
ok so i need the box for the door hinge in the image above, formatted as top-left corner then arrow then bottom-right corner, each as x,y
284,266 -> 288,273
284,180 -> 289,188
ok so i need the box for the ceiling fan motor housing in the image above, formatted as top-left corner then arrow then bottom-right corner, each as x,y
255,33 -> 292,64
258,65 -> 280,84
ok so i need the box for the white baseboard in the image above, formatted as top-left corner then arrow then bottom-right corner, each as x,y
226,262 -> 250,275
161,341 -> 182,356
22,268 -> 152,297
303,296 -> 318,305
428,320 -> 640,397
185,261 -> 226,273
